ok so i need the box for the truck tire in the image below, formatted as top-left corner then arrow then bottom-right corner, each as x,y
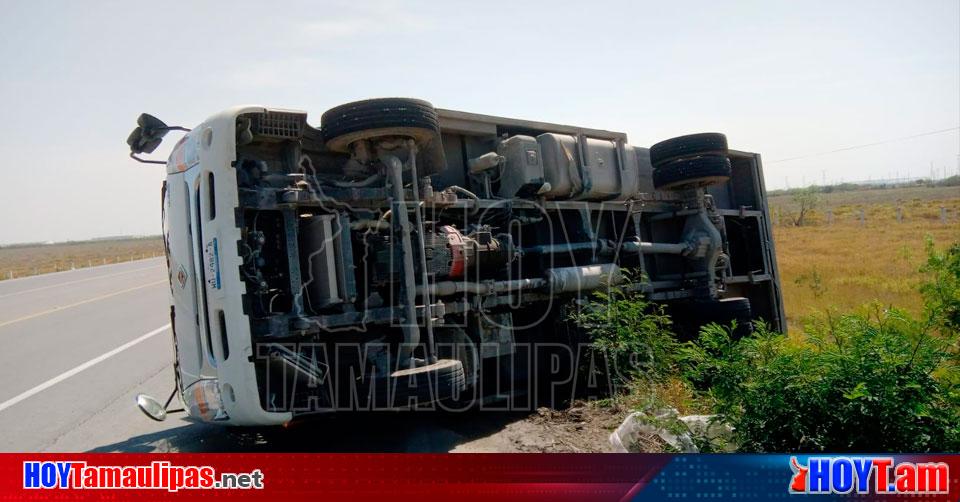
435,327 -> 478,389
669,297 -> 753,340
385,359 -> 467,408
320,98 -> 441,153
649,132 -> 728,167
652,154 -> 731,190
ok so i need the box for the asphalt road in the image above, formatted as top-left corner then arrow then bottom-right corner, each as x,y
0,258 -> 530,453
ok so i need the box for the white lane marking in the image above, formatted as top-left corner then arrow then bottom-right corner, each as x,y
0,265 -> 163,300
0,280 -> 168,329
0,324 -> 171,413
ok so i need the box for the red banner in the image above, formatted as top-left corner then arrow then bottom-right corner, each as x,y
3,453 -> 958,501
1,453 -> 670,501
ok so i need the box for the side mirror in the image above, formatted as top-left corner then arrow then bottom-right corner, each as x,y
135,393 -> 168,421
126,113 -> 189,164
127,113 -> 169,154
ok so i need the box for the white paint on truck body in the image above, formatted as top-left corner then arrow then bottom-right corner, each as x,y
164,106 -> 293,426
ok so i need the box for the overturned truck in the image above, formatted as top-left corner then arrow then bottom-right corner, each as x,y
127,98 -> 783,426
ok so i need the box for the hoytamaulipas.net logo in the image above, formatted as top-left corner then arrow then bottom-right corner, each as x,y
789,456 -> 949,495
23,461 -> 264,492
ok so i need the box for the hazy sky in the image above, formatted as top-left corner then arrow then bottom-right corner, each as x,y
1,0 -> 957,244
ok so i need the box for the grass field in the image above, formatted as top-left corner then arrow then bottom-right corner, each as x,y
769,185 -> 960,330
0,237 -> 164,279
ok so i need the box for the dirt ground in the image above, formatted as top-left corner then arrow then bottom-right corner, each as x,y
451,401 -> 657,453
96,402 -> 660,453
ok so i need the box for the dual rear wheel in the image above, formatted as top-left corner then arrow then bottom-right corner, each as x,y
649,132 -> 732,190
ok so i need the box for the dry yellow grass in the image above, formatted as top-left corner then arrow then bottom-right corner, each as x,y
0,237 -> 164,280
770,187 -> 960,330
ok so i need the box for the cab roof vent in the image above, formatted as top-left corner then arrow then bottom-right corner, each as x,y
250,111 -> 305,140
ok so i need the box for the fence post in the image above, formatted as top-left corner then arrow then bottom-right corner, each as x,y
826,209 -> 833,226
859,209 -> 865,226
942,207 -> 948,224
7,271 -> 12,280
896,206 -> 902,223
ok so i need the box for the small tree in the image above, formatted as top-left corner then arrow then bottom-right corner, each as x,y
790,187 -> 821,226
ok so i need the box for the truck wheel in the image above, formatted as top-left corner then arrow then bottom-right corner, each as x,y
385,359 -> 467,408
649,132 -> 728,167
652,154 -> 731,190
435,327 -> 478,389
669,297 -> 753,340
320,97 -> 441,153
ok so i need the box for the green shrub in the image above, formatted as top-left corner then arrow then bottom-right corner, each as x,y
568,278 -> 677,386
920,239 -> 960,335
685,311 -> 960,452
682,240 -> 960,452
572,242 -> 960,453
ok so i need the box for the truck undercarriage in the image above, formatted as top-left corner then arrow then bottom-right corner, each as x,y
130,98 -> 784,424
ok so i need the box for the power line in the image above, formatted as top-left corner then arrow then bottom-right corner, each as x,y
767,126 -> 960,164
